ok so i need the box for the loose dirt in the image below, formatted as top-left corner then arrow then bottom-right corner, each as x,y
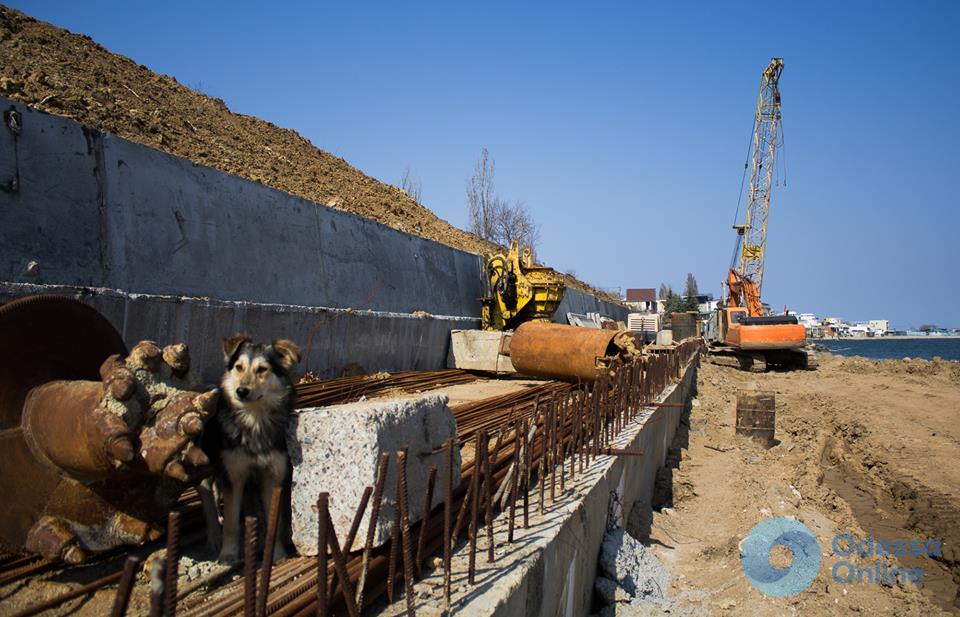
643,353 -> 960,615
0,5 -> 617,304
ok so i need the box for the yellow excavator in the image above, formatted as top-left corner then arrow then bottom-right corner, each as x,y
481,242 -> 565,331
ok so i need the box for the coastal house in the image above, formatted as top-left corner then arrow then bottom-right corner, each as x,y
625,288 -> 657,313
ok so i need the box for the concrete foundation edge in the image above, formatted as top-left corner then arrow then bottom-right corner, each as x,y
463,357 -> 698,617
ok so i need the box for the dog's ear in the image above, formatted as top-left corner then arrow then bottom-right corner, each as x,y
223,333 -> 251,363
272,339 -> 301,371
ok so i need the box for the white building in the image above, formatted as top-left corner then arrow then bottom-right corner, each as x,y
848,324 -> 871,337
868,320 -> 889,335
798,313 -> 820,327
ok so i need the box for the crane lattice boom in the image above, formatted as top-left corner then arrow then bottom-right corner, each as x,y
734,57 -> 783,304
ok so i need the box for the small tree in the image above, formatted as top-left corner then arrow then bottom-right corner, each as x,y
493,199 -> 540,256
683,273 -> 700,312
467,148 -> 498,241
466,148 -> 540,254
660,284 -> 685,314
400,168 -> 422,204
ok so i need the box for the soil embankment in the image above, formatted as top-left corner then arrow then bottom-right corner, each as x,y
0,5 -> 617,303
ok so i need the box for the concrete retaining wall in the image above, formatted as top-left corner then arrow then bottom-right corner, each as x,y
555,288 -> 630,324
0,97 -> 627,379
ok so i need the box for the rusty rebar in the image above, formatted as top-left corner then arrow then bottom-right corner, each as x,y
589,448 -> 646,457
165,511 -> 181,617
356,452 -> 389,611
12,569 -> 124,617
244,517 -> 258,617
397,448 -> 416,617
387,462 -> 401,604
443,438 -> 453,609
316,494 -> 328,617
550,404 -> 557,502
468,431 -> 482,585
345,486 -> 372,554
538,416 -> 547,515
415,464 -> 437,578
522,417 -> 530,529
257,487 -> 282,617
451,465 -> 473,544
329,485 -> 371,597
484,428 -> 494,563
110,556 -> 141,617
508,418 -> 520,543
323,499 -> 359,617
577,390 -> 585,474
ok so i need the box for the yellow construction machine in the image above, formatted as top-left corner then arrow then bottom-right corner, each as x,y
481,242 -> 565,331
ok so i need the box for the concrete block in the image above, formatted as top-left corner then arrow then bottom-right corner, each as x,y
599,529 -> 669,599
447,329 -> 515,373
655,330 -> 673,346
287,393 -> 460,554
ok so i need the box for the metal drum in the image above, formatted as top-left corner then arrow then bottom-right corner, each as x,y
735,391 -> 775,447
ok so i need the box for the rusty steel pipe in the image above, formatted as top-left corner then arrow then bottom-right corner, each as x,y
0,295 -> 219,563
509,322 -> 623,382
22,380 -> 128,477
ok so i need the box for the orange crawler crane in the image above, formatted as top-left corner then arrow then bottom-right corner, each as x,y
707,58 -> 815,372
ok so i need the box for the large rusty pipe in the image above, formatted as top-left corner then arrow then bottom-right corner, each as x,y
0,295 -> 220,561
509,322 -> 620,382
22,380 -> 127,478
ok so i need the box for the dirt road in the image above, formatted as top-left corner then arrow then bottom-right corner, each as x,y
643,354 -> 960,615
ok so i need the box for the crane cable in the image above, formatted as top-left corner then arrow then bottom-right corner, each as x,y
778,116 -> 788,188
729,115 -> 757,272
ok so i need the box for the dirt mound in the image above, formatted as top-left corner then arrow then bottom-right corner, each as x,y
825,353 -> 960,381
0,6 -> 618,304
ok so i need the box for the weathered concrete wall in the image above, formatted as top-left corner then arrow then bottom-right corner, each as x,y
555,288 -> 630,324
0,97 -> 627,378
0,98 -> 482,315
0,282 -> 478,382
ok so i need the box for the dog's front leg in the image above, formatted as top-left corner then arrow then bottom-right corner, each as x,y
198,477 -> 221,555
218,479 -> 245,563
260,459 -> 289,561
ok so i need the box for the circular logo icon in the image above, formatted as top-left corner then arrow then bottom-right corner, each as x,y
740,517 -> 821,596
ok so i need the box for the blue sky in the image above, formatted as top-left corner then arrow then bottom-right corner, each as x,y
11,1 -> 959,328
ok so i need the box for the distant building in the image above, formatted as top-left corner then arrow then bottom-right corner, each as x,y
691,293 -> 717,315
868,320 -> 889,335
798,313 -> 819,327
625,288 -> 657,312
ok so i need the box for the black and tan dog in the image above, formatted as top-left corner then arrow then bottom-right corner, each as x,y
200,334 -> 301,563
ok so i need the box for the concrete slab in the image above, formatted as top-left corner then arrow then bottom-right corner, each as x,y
287,393 -> 461,554
447,330 -> 515,374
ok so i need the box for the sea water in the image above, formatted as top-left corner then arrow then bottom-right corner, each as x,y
816,338 -> 960,361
